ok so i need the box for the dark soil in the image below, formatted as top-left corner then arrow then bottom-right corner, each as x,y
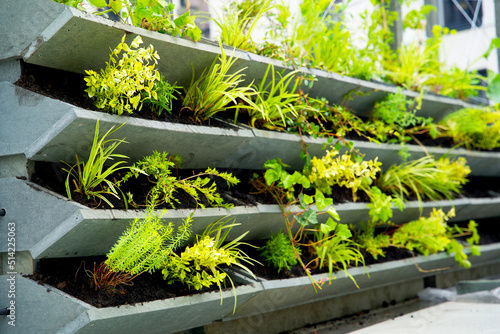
30,161 -> 259,210
15,62 -> 491,152
28,256 -> 242,308
14,62 -> 234,128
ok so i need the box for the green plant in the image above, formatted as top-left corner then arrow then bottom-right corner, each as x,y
260,231 -> 300,273
62,120 -> 129,208
162,217 -> 258,312
355,208 -> 481,268
311,218 -> 365,286
377,155 -> 471,203
144,76 -> 181,116
93,208 -> 192,289
305,148 -> 381,201
119,150 -> 239,209
438,107 -> 500,150
214,0 -> 274,53
249,65 -> 303,129
87,0 -> 201,41
181,44 -> 257,123
84,35 -> 161,115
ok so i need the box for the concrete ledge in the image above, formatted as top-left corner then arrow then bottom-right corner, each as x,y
225,243 -> 500,322
0,273 -> 262,333
2,82 -> 499,176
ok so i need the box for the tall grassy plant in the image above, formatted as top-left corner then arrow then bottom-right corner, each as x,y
62,120 -> 129,208
249,64 -> 302,129
377,155 -> 470,203
214,0 -> 275,52
182,44 -> 257,123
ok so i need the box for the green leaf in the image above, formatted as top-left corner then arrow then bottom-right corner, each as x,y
264,166 -> 281,185
486,70 -> 500,103
88,0 -> 108,7
303,194 -> 314,205
296,209 -> 318,227
327,207 -> 340,221
186,26 -> 202,42
315,189 -> 333,212
336,223 -> 352,239
483,37 -> 500,59
469,245 -> 481,256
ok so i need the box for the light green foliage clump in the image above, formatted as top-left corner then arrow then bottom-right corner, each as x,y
260,232 -> 299,273
87,0 -> 201,41
313,218 -> 365,285
62,120 -> 129,208
162,218 -> 257,296
377,155 -> 471,203
182,45 -> 257,123
214,0 -> 274,53
84,35 -> 160,115
250,65 -> 303,129
306,148 -> 381,201
120,151 -> 239,209
106,210 -> 192,276
439,107 -> 500,150
355,208 -> 481,268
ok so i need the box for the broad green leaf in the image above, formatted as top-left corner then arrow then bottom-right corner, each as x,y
336,223 -> 352,239
303,194 -> 314,204
315,189 -> 332,212
327,207 -> 340,221
483,37 -> 500,59
88,0 -> 108,7
296,210 -> 318,227
186,26 -> 202,42
486,70 -> 500,103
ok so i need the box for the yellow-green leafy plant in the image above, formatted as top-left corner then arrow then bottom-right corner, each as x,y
87,0 -> 201,41
305,148 -> 382,201
119,150 -> 239,209
311,218 -> 365,286
93,208 -> 192,289
85,35 -> 162,115
377,155 -> 470,203
181,44 -> 257,123
438,107 -> 500,150
249,65 -> 303,129
62,120 -> 129,208
355,208 -> 481,268
146,76 -> 181,116
260,231 -> 300,273
162,217 -> 258,312
253,156 -> 356,291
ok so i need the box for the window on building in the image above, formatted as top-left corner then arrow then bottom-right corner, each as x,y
443,0 -> 482,31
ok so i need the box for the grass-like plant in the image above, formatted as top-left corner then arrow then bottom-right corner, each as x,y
438,107 -> 500,150
376,155 -> 471,203
213,0 -> 274,53
84,35 -> 161,115
62,120 -> 129,208
181,44 -> 257,123
311,218 -> 365,287
162,217 -> 258,312
93,208 -> 192,289
249,64 -> 302,129
260,231 -> 300,273
119,150 -> 240,209
144,76 -> 181,116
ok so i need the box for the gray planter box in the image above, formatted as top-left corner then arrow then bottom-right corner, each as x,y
2,82 -> 499,179
0,272 -> 262,333
0,176 -> 489,275
226,243 -> 500,321
0,0 -> 478,121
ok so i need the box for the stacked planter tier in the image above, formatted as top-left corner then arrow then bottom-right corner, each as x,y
2,1 -> 500,333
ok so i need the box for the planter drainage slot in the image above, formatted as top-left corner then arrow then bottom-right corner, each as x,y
0,308 -> 10,316
0,208 -> 5,216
